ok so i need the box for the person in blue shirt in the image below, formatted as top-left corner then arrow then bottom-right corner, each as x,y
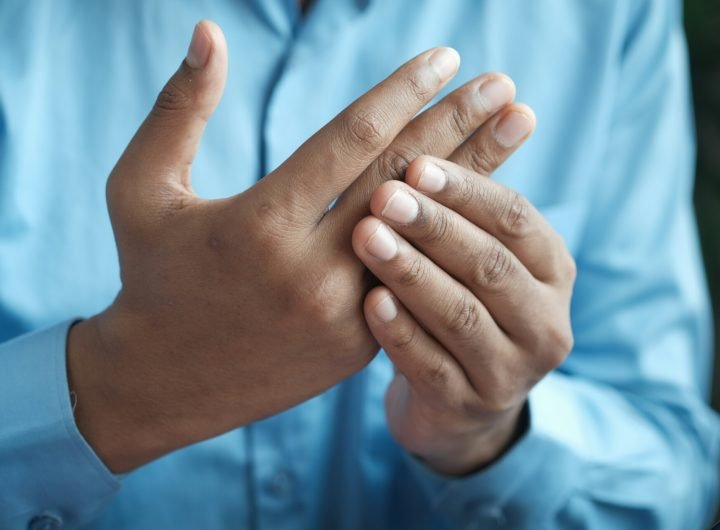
0,1 -> 718,529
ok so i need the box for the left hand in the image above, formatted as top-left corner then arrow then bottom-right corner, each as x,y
352,104 -> 576,475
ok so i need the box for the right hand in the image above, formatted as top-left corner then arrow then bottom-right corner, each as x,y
68,20 -> 519,472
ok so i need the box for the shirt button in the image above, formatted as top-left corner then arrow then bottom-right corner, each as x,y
27,514 -> 63,530
265,469 -> 296,497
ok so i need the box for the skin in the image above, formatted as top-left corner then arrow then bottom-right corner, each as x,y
67,20 -> 537,473
354,153 -> 577,474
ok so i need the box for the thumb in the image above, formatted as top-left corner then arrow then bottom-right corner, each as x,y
112,20 -> 227,199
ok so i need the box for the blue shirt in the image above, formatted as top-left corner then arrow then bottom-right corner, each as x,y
0,0 -> 718,529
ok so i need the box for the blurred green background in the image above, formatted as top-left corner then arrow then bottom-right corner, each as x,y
685,0 -> 720,413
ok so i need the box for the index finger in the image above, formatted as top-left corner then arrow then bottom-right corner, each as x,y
260,47 -> 460,225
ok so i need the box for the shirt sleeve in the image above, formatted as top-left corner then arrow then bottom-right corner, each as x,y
405,0 -> 720,528
0,321 -> 121,530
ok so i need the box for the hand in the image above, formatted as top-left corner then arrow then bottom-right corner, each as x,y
68,20 -> 519,472
352,109 -> 576,475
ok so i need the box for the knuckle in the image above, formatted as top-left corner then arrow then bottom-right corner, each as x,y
551,323 -> 575,357
472,240 -> 514,291
458,393 -> 484,418
475,369 -> 518,413
376,148 -> 415,181
546,235 -> 576,284
106,172 -> 179,235
405,71 -> 432,103
481,391 -> 516,414
247,200 -> 296,251
449,97 -> 476,136
151,78 -> 193,118
345,107 -> 388,148
499,192 -> 531,238
465,146 -> 497,176
445,296 -> 483,337
295,269 -> 352,326
536,322 -> 574,371
254,199 -> 287,229
454,173 -> 479,209
562,250 -> 577,282
397,254 -> 428,288
419,354 -> 451,388
418,206 -> 452,245
389,324 -> 418,352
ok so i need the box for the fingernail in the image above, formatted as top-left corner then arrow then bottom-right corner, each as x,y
416,163 -> 446,193
365,223 -> 398,261
381,190 -> 418,224
494,111 -> 533,148
186,23 -> 211,69
428,48 -> 460,81
477,77 -> 515,113
374,295 -> 398,323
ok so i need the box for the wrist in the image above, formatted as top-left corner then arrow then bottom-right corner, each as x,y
420,403 -> 527,476
67,311 -> 175,473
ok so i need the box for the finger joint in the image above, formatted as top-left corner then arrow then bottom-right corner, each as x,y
418,206 -> 452,245
421,354 -> 451,388
397,254 -> 428,288
405,72 -> 432,103
455,173 -> 479,209
472,240 -> 514,292
445,295 -> 483,338
500,192 -> 531,239
344,108 -> 388,149
152,79 -> 193,118
449,98 -> 476,138
376,148 -> 416,182
389,323 -> 419,352
465,147 -> 497,177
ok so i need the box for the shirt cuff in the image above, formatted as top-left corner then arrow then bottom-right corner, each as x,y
405,380 -> 581,529
0,320 -> 121,529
